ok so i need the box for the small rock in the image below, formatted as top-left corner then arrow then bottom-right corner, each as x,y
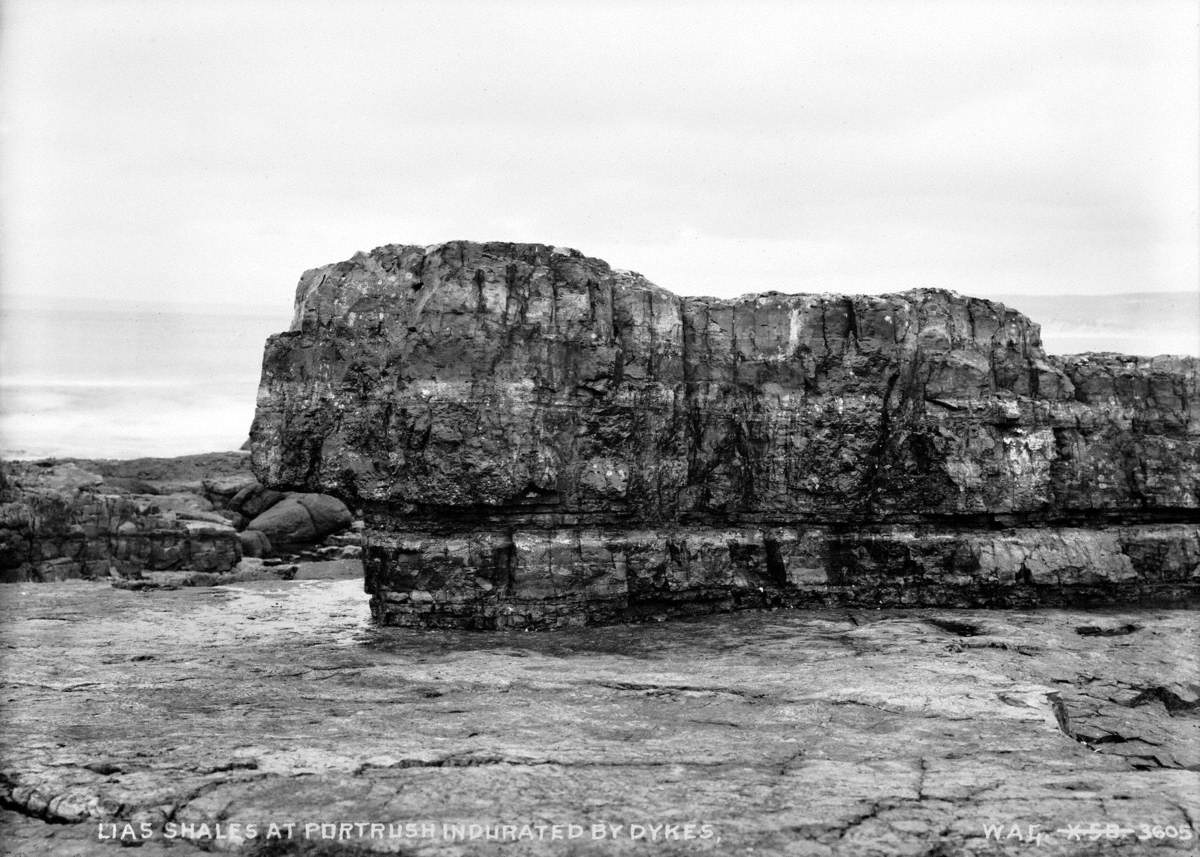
295,493 -> 354,537
238,529 -> 273,558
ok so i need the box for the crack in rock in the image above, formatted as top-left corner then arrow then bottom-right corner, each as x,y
1125,686 -> 1200,717
1075,623 -> 1142,637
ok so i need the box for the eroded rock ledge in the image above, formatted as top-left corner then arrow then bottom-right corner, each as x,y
250,241 -> 1200,628
0,454 -> 355,582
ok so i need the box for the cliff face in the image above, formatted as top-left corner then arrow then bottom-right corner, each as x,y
250,241 -> 1200,627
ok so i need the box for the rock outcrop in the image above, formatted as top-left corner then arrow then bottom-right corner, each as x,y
0,460 -> 243,581
250,241 -> 1200,628
0,453 -> 355,582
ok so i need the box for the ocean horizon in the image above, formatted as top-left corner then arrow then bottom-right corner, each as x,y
1,295 -> 288,460
2,290 -> 1196,461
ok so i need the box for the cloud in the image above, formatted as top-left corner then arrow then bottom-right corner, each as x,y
2,0 -> 1196,306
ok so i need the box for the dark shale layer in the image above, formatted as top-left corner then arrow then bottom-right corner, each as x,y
249,241 -> 1199,628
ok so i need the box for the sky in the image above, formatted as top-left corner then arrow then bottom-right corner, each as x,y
1,0 -> 1197,311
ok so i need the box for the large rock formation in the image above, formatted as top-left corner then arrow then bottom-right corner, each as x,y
250,241 -> 1200,628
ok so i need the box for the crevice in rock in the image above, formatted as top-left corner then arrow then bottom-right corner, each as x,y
835,801 -> 883,840
925,618 -> 983,637
857,371 -> 900,509
776,747 -> 805,776
1075,623 -> 1141,637
593,680 -> 767,701
357,756 -> 736,773
1047,691 -> 1189,769
1178,803 -> 1198,836
1125,686 -> 1200,716
844,298 -> 859,343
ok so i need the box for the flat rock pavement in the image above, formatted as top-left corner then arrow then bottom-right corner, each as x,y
0,570 -> 1197,856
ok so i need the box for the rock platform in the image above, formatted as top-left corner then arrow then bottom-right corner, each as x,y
0,575 -> 1196,855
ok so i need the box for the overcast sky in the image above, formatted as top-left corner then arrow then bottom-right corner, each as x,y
2,0 -> 1197,310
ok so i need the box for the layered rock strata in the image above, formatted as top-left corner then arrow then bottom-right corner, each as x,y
0,455 -> 354,582
0,461 -> 242,581
250,241 -> 1200,628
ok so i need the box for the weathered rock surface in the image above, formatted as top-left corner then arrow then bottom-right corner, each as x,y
0,578 -> 1196,855
0,459 -> 244,581
0,454 -> 357,582
238,528 -> 273,558
250,241 -> 1200,628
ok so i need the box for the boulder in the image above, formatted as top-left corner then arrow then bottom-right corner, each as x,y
246,497 -> 316,544
295,493 -> 353,536
244,493 -> 352,545
237,529 -> 273,558
230,484 -> 285,518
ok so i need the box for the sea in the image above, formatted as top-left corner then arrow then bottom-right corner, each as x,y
1,295 -> 289,460
1,291 -> 1196,461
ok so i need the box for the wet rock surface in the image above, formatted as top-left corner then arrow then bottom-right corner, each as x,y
250,241 -> 1200,627
1,576 -> 1197,855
